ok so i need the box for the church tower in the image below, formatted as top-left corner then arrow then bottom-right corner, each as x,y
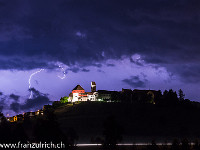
91,81 -> 96,92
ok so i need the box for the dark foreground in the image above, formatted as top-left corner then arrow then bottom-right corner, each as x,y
55,102 -> 200,143
1,101 -> 200,147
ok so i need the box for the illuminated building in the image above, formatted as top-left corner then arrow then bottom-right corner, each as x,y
68,81 -> 98,102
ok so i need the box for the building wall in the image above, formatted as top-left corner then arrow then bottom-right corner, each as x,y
88,94 -> 95,101
71,92 -> 98,102
73,93 -> 79,102
98,93 -> 111,101
68,96 -> 73,102
92,92 -> 98,101
80,97 -> 88,101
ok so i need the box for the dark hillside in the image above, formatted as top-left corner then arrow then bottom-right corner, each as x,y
54,102 -> 200,143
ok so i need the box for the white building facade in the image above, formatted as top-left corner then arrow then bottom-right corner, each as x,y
69,82 -> 98,102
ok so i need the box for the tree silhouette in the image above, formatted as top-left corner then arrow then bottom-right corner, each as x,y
178,89 -> 185,101
162,89 -> 179,106
154,90 -> 162,105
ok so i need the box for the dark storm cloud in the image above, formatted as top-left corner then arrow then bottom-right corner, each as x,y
92,63 -> 102,68
21,96 -> 51,111
0,106 -> 3,112
122,76 -> 147,88
82,68 -> 90,72
0,56 -> 57,70
166,63 -> 200,83
24,88 -> 51,110
68,67 -> 80,73
68,67 -> 91,73
0,91 -> 3,96
0,97 -> 5,112
9,94 -> 20,101
10,88 -> 51,112
0,0 -> 199,82
10,102 -> 20,113
107,64 -> 115,67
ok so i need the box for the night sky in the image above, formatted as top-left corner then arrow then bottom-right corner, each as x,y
0,0 -> 199,116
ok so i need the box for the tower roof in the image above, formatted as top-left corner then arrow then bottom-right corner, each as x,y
73,85 -> 84,90
91,81 -> 96,85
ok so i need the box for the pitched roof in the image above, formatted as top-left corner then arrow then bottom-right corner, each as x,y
73,85 -> 84,90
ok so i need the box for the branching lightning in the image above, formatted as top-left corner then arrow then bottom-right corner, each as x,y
28,64 -> 67,99
29,69 -> 44,99
57,65 -> 66,79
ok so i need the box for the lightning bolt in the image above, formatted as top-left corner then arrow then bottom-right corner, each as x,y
28,64 -> 66,99
57,65 -> 66,80
29,69 -> 44,99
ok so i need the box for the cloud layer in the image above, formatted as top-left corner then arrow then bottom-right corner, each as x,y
10,88 -> 51,113
122,76 -> 147,88
0,0 -> 199,82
